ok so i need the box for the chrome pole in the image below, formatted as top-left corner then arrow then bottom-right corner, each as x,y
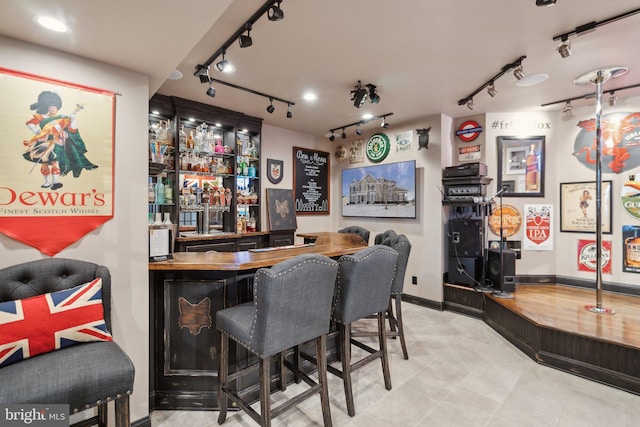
573,66 -> 627,315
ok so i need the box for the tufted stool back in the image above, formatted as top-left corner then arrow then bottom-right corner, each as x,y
374,229 -> 397,245
379,234 -> 412,295
0,258 -> 112,331
337,226 -> 370,245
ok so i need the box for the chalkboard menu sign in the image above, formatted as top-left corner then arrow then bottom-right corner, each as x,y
293,147 -> 330,214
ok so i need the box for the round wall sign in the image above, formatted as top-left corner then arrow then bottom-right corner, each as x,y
456,120 -> 482,142
620,176 -> 640,219
488,204 -> 522,237
366,133 -> 390,163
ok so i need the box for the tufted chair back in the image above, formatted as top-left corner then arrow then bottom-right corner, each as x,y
338,226 -> 370,245
379,234 -> 412,295
0,258 -> 112,331
374,229 -> 397,245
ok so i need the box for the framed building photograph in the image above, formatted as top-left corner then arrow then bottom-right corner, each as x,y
560,181 -> 612,234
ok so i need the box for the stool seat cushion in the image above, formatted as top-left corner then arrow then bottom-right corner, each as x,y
215,302 -> 254,349
0,341 -> 134,413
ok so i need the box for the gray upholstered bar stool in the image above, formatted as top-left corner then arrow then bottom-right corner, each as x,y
216,254 -> 339,427
378,234 -> 412,359
327,245 -> 398,416
337,226 -> 370,245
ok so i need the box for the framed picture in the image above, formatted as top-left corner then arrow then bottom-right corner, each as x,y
341,160 -> 416,218
497,135 -> 545,197
266,188 -> 297,231
560,181 -> 612,234
349,138 -> 364,164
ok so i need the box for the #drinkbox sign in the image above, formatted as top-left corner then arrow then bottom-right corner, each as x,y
0,68 -> 115,256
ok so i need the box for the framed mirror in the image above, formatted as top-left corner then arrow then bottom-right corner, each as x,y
497,135 -> 545,197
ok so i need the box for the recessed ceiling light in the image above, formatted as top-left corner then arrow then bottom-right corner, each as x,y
167,69 -> 183,80
361,113 -> 373,120
34,16 -> 69,33
515,73 -> 549,87
303,92 -> 317,101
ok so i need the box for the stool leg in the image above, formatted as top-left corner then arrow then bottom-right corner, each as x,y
279,351 -> 287,391
97,402 -> 107,427
114,396 -> 130,427
217,332 -> 229,424
394,294 -> 409,360
293,345 -> 302,383
340,323 -> 356,417
259,358 -> 272,427
378,312 -> 392,390
387,299 -> 398,333
316,335 -> 333,427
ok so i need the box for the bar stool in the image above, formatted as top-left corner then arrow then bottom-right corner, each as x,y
337,226 -> 370,245
327,245 -> 398,416
216,254 -> 338,427
374,229 -> 397,245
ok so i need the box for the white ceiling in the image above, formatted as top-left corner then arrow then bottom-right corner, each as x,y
3,0 -> 640,138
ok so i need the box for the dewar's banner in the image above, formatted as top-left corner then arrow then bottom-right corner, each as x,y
0,68 -> 114,256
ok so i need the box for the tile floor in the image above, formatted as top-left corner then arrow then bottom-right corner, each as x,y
150,303 -> 640,427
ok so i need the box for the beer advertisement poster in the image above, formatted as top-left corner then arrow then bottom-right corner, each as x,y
622,225 -> 640,273
577,239 -> 612,274
0,68 -> 115,256
523,204 -> 553,251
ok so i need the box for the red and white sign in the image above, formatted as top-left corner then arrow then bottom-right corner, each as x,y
577,239 -> 612,274
524,204 -> 553,251
456,120 -> 482,142
458,144 -> 481,161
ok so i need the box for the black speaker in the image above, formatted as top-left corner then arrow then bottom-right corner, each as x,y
448,256 -> 482,287
448,219 -> 483,257
486,249 -> 516,292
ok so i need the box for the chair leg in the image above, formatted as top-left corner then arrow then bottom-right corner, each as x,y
315,335 -> 333,427
217,332 -> 229,425
259,358 -> 272,427
394,294 -> 409,360
378,312 -> 392,390
340,323 -> 356,417
97,402 -> 107,427
279,351 -> 287,391
114,396 -> 130,427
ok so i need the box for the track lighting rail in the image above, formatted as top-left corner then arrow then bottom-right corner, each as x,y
327,113 -> 393,140
210,78 -> 294,107
552,8 -> 640,42
540,82 -> 640,107
457,55 -> 526,107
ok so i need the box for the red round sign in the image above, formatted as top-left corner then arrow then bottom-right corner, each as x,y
456,120 -> 482,142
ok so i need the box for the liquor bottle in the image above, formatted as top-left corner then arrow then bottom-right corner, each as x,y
155,178 -> 165,204
164,177 -> 173,204
187,131 -> 195,149
525,144 -> 539,191
625,228 -> 640,269
148,177 -> 155,203
179,125 -> 187,149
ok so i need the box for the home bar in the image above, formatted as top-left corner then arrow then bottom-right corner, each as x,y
2,2 -> 640,427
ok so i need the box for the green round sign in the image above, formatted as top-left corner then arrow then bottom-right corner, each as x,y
366,133 -> 390,163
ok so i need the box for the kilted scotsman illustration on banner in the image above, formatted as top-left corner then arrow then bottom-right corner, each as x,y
0,68 -> 115,256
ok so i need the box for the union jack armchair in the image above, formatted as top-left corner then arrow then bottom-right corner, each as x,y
0,258 -> 134,427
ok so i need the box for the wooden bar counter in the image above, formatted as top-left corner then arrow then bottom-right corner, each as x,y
148,232 -> 366,411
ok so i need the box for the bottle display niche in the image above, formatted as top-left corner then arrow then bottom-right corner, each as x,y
148,95 -> 262,237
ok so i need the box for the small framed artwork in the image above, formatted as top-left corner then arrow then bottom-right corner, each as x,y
266,188 -> 297,231
560,181 -> 612,234
349,138 -> 364,164
497,135 -> 545,197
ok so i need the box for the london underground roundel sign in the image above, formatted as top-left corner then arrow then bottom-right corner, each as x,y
456,120 -> 483,142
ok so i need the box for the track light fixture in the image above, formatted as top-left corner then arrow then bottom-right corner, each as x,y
327,113 -> 393,140
457,55 -> 526,108
216,51 -> 233,73
562,101 -> 572,114
536,0 -> 556,6
487,82 -> 497,97
196,65 -> 210,84
513,65 -> 525,81
266,98 -> 275,114
367,84 -> 380,104
609,92 -> 617,106
557,37 -> 571,58
287,103 -> 292,118
268,0 -> 284,21
206,82 -> 216,98
351,80 -> 368,108
552,8 -> 640,57
239,25 -> 253,48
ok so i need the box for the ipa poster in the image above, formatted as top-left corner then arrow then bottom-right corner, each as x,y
0,67 -> 114,255
523,204 -> 553,251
